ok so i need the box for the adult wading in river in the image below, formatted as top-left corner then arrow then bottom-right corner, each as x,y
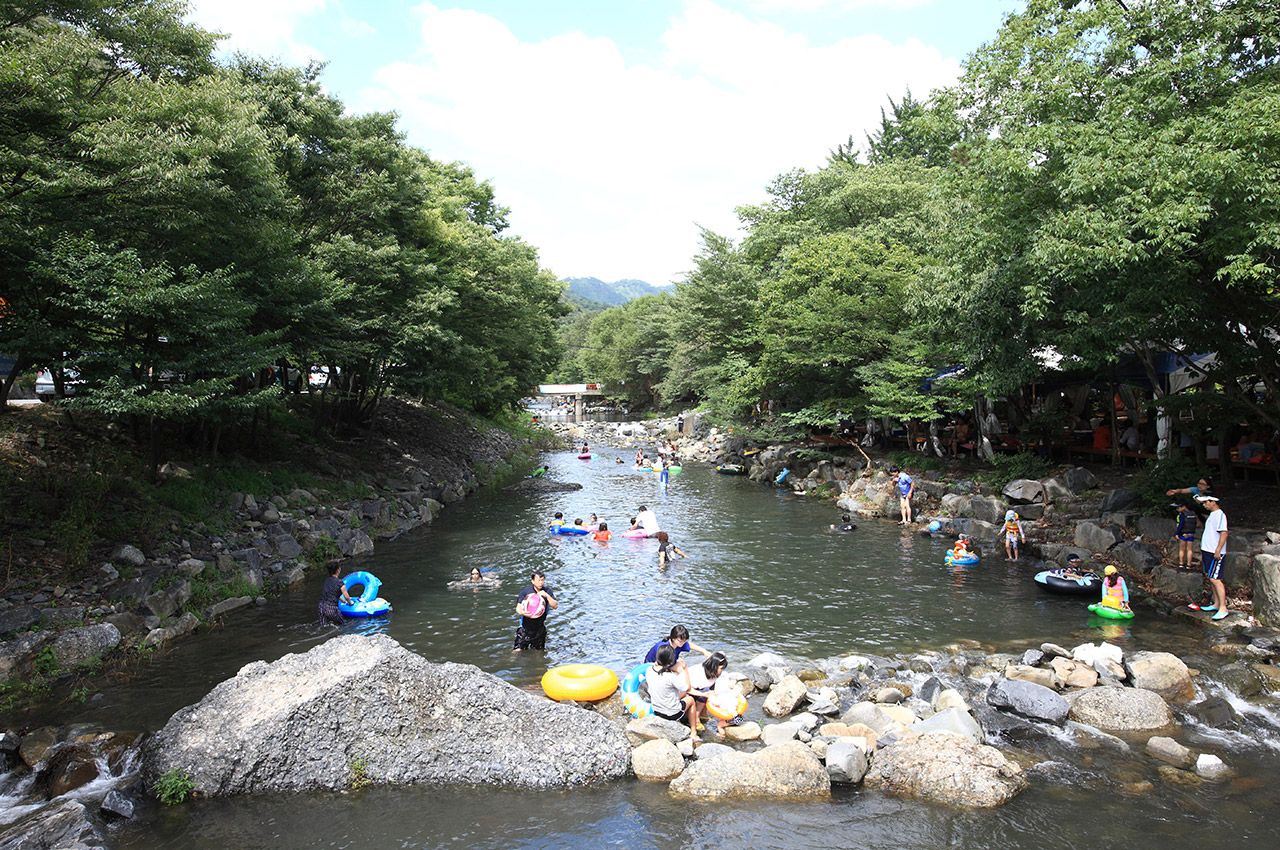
513,571 -> 558,651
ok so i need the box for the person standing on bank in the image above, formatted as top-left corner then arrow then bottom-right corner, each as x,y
1191,494 -> 1231,621
513,571 -> 559,651
893,470 -> 915,525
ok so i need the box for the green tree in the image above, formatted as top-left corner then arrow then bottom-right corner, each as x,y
924,0 -> 1280,433
660,229 -> 761,414
748,233 -> 921,415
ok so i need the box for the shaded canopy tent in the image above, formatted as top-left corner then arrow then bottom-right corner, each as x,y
1027,349 -> 1218,458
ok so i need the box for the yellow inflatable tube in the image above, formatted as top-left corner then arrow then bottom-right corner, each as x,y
541,664 -> 619,702
706,690 -> 747,721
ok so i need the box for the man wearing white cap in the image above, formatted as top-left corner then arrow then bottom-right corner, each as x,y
1192,493 -> 1230,620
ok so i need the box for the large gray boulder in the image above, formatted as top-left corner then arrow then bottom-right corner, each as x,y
49,624 -> 121,672
142,635 -> 631,794
1111,540 -> 1164,574
1074,521 -> 1123,553
1137,516 -> 1177,542
825,740 -> 870,784
911,707 -> 985,745
0,607 -> 40,639
1067,687 -> 1175,733
762,675 -> 809,717
1003,479 -> 1047,505
0,799 -> 110,850
1125,651 -> 1195,702
1254,554 -> 1280,628
631,739 -> 684,781
986,678 -> 1069,725
864,732 -> 1028,808
0,632 -> 53,684
1062,467 -> 1098,493
1099,489 -> 1141,514
667,741 -> 830,798
1152,565 -> 1205,598
970,496 -> 1012,525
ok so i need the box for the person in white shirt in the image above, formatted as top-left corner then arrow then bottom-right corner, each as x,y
1192,494 -> 1230,620
645,644 -> 695,733
630,505 -> 661,538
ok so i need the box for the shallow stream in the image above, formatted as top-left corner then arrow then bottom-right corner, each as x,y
10,449 -> 1280,848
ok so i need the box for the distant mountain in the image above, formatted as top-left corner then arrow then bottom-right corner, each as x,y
563,277 -> 670,308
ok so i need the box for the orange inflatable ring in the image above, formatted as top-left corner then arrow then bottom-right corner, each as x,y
706,690 -> 748,721
541,664 -> 619,702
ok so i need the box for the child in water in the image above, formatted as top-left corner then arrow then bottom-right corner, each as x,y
1003,510 -> 1025,560
1100,565 -> 1130,612
829,514 -> 857,532
655,531 -> 686,567
548,511 -> 565,530
592,521 -> 611,542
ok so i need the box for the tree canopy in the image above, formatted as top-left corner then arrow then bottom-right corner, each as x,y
1,1 -> 566,448
552,0 -> 1279,466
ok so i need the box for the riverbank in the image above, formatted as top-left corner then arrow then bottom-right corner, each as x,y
0,398 -> 549,712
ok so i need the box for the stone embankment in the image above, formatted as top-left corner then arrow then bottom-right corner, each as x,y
551,417 -> 1280,627
0,399 -> 529,694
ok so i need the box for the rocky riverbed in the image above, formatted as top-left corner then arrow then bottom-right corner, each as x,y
5,622 -> 1279,847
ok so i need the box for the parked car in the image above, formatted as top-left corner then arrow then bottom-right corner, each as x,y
309,366 -> 339,389
35,367 -> 79,401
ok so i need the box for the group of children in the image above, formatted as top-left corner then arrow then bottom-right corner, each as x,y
548,511 -> 612,541
546,505 -> 688,565
643,625 -> 736,741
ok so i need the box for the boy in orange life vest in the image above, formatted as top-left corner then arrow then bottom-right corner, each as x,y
1003,510 -> 1025,560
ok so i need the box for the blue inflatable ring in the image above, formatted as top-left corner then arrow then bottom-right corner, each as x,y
945,551 -> 979,566
620,662 -> 654,719
339,571 -> 392,617
551,526 -> 590,535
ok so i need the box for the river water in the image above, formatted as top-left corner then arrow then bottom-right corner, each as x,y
14,449 -> 1280,848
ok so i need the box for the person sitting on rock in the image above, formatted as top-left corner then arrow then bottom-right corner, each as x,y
643,624 -> 711,668
687,651 -> 730,740
646,644 -> 696,733
1100,565 -> 1130,612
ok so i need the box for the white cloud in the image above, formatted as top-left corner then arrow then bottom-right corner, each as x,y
186,0 -> 331,64
726,0 -> 933,12
224,0 -> 963,285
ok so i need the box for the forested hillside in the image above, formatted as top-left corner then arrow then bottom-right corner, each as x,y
563,277 -> 668,307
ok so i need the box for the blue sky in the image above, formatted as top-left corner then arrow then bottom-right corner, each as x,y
186,1 -> 1020,285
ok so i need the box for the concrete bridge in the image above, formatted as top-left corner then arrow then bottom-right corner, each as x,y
532,383 -> 606,421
